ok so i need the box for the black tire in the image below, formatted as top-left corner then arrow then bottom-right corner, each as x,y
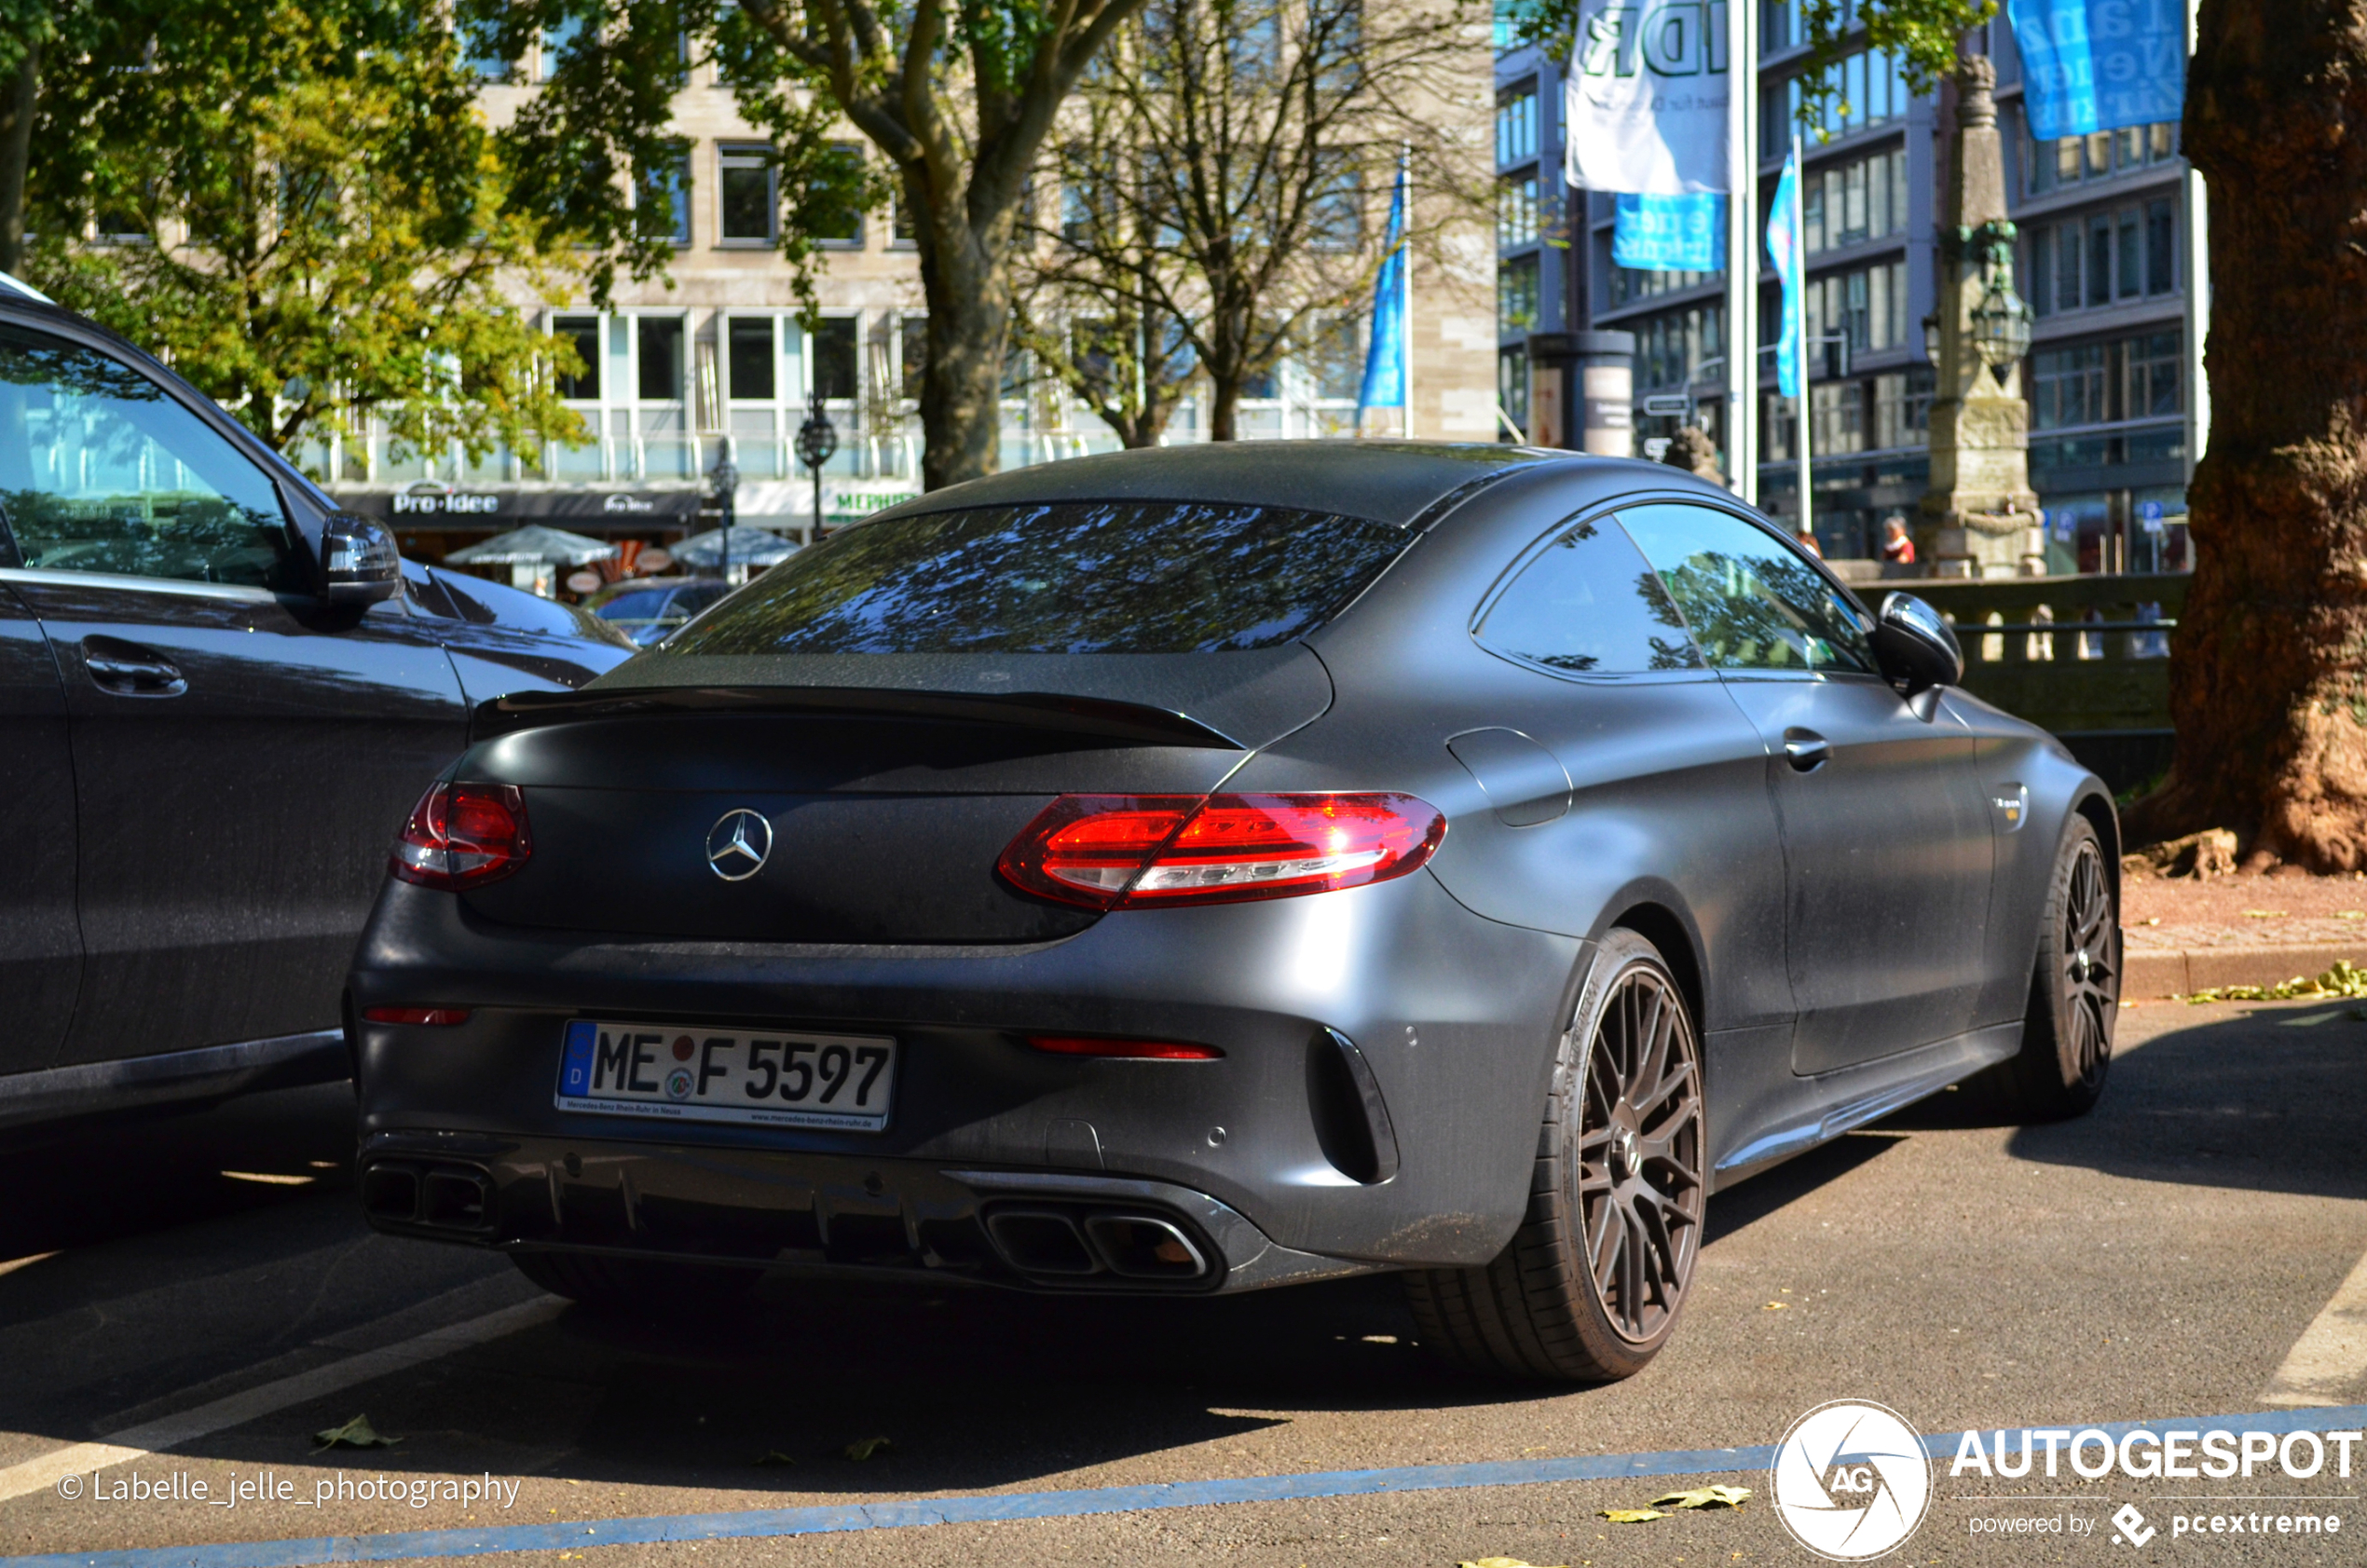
1973,814 -> 2117,1121
510,1249 -> 762,1316
1405,929 -> 1707,1382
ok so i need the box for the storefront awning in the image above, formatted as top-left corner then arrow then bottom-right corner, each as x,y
333,484 -> 705,528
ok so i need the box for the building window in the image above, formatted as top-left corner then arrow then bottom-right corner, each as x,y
892,187 -> 918,247
1812,380 -> 1864,455
2032,342 -> 2110,429
809,143 -> 868,247
1871,366 -> 1931,449
2027,119 -> 2178,196
1800,145 -> 1907,255
1613,263 -> 1716,306
553,315 -> 601,401
2029,200 -> 2176,317
727,317 -> 775,402
1498,171 -> 1540,248
460,21 -> 509,79
1497,83 -> 1538,169
637,317 -> 685,402
1498,255 -> 1539,335
1499,346 -> 1530,438
636,154 -> 691,246
1634,302 -> 1725,391
1772,48 -> 1908,145
538,17 -> 583,82
812,317 -> 858,402
718,145 -> 776,244
1803,260 -> 1907,356
2125,329 -> 2182,418
899,315 -> 928,396
1311,156 -> 1363,251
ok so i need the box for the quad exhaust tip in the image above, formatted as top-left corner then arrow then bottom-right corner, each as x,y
361,1159 -> 493,1234
983,1206 -> 1211,1284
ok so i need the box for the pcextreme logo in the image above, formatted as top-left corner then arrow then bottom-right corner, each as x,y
1771,1400 -> 1934,1561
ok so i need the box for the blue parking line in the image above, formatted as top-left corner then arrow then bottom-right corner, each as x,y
16,1405 -> 2367,1568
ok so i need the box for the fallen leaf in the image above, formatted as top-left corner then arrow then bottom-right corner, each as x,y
2342,911 -> 2365,920
2143,917 -> 2162,926
2243,909 -> 2290,919
312,1414 -> 401,1452
1599,1507 -> 1668,1523
843,1436 -> 895,1461
1762,1301 -> 1790,1310
1653,1485 -> 1753,1510
752,1452 -> 798,1466
1459,1559 -> 1567,1567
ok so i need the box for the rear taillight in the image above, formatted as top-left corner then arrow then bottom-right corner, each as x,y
1027,1034 -> 1225,1060
997,792 -> 1444,910
390,782 -> 531,891
363,1006 -> 472,1026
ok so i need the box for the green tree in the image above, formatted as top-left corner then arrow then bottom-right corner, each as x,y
21,1 -> 591,471
0,0 -> 112,277
478,0 -> 1149,491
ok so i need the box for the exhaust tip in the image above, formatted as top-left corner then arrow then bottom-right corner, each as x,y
361,1163 -> 420,1222
1082,1213 -> 1208,1278
984,1209 -> 1099,1275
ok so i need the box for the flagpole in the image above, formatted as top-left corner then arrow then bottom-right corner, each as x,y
1400,144 -> 1414,440
1794,131 -> 1811,546
1724,0 -> 1758,503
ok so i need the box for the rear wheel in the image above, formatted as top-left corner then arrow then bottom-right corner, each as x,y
1406,929 -> 1706,1382
1973,815 -> 2117,1121
509,1249 -> 763,1316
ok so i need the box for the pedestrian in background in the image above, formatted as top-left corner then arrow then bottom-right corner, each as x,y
1881,513 -> 1917,578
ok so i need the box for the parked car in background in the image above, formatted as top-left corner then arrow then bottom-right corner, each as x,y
0,280 -> 634,1135
349,442 -> 2119,1383
584,578 -> 736,647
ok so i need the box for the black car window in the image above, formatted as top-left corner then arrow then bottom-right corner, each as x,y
1477,516 -> 1701,673
1615,502 -> 1875,675
664,500 -> 1408,656
0,325 -> 299,591
595,589 -> 675,622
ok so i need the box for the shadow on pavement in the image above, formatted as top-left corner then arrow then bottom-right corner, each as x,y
1999,1003 -> 2367,1203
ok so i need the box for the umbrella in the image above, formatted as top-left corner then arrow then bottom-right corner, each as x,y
668,525 -> 800,569
443,525 -> 621,566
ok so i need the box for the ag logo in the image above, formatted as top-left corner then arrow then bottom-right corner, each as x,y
1770,1400 -> 1932,1561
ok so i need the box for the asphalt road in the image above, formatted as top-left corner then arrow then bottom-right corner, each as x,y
7,999 -> 2367,1567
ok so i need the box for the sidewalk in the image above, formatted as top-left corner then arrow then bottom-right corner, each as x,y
2123,872 -> 2367,997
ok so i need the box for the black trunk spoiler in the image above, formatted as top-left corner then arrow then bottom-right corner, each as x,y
472,684 -> 1246,749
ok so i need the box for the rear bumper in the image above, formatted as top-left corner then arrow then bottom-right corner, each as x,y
349,869 -> 1584,1270
357,1130 -> 1387,1295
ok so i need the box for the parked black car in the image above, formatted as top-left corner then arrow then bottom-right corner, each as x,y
585,578 -> 736,647
349,442 -> 2119,1381
0,282 -> 633,1134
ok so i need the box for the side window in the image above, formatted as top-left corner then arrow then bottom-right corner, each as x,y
1477,514 -> 1702,674
1615,502 -> 1875,675
0,326 -> 297,590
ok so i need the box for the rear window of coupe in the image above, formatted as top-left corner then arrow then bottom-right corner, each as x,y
663,499 -> 1410,656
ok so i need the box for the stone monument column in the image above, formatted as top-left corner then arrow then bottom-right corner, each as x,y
1922,54 -> 2045,578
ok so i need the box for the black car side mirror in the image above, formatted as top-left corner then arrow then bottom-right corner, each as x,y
321,512 -> 402,607
1871,592 -> 1963,708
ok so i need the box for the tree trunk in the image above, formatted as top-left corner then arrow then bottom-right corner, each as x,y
914,198 -> 1014,490
2127,0 -> 2367,867
0,39 -> 39,278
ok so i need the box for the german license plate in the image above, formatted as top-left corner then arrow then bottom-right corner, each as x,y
555,1020 -> 896,1132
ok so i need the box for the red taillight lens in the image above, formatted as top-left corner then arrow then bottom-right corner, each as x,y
1027,1034 -> 1225,1060
997,792 -> 1444,909
363,1006 -> 472,1026
390,781 -> 531,891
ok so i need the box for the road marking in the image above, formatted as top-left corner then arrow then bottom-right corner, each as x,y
2264,1245 -> 2367,1407
9,1404 -> 2366,1568
0,1296 -> 562,1505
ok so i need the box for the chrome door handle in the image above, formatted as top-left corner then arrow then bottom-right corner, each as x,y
83,640 -> 186,698
1782,729 -> 1831,772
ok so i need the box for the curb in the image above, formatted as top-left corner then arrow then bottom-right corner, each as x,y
2126,942 -> 2367,998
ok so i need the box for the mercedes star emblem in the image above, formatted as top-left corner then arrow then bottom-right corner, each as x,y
705,809 -> 773,881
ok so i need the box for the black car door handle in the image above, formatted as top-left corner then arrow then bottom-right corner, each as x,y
83,638 -> 187,698
1782,729 -> 1831,772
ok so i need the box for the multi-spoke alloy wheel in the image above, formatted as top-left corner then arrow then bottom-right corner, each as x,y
1406,929 -> 1708,1382
1577,964 -> 1706,1344
1974,813 -> 2117,1121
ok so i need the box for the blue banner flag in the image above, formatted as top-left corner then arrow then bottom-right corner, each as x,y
1764,151 -> 1803,400
1357,158 -> 1409,412
1611,193 -> 1726,273
2007,0 -> 2185,141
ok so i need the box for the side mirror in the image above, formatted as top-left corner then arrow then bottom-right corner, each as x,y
1871,592 -> 1963,699
321,512 -> 401,607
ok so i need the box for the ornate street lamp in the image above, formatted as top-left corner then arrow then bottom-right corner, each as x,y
708,449 -> 740,581
796,412 -> 837,544
1966,219 -> 2033,374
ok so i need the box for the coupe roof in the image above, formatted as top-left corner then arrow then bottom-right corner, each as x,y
866,441 -> 1583,530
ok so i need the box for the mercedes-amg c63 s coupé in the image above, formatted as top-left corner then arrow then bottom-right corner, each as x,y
349,443 -> 2120,1381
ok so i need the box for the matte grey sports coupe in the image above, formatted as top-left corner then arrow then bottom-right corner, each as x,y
349,443 -> 2119,1381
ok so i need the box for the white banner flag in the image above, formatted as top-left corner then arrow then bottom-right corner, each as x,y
1564,0 -> 1731,196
